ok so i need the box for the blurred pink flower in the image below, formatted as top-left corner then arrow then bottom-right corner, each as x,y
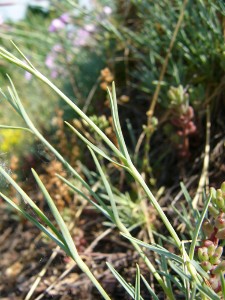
84,24 -> 95,32
51,70 -> 58,78
103,6 -> 112,15
49,18 -> 65,32
0,14 -> 4,26
24,71 -> 32,81
73,29 -> 90,47
60,13 -> 70,24
52,44 -> 63,53
45,54 -> 55,68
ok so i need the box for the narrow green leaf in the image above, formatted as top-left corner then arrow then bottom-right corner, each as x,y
0,192 -> 70,255
31,169 -> 79,259
0,125 -> 32,133
107,83 -> 130,160
190,284 -> 197,300
11,40 -> 37,70
157,270 -> 183,291
189,194 -> 212,260
140,275 -> 159,300
0,86 -> 20,115
0,166 -> 63,242
121,234 -> 183,263
56,173 -> 113,220
106,262 -> 136,299
135,264 -> 141,300
180,182 -> 200,218
190,260 -> 209,279
89,147 -> 120,225
160,252 -> 174,298
65,121 -> 126,167
168,261 -> 191,281
196,282 -> 220,300
220,272 -> 225,297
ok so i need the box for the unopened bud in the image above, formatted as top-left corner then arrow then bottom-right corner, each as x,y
221,182 -> 225,193
198,247 -> 209,262
209,205 -> 219,217
212,261 -> 225,274
202,220 -> 214,237
215,213 -> 225,229
209,275 -> 221,292
203,240 -> 214,247
210,187 -> 217,202
216,196 -> 225,209
207,243 -> 216,257
201,261 -> 212,271
209,247 -> 223,264
216,189 -> 223,199
216,228 -> 225,239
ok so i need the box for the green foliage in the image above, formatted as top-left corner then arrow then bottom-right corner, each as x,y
0,0 -> 224,299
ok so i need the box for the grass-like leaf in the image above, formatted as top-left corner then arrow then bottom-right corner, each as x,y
107,83 -> 130,160
189,193 -> 212,260
140,275 -> 159,300
0,192 -> 70,255
31,169 -> 111,300
0,125 -> 32,133
106,262 -> 143,300
65,121 -> 127,169
135,264 -> 141,300
89,147 -> 120,226
56,173 -> 113,220
0,165 -> 63,242
180,182 -> 200,219
195,282 -> 220,300
121,234 -> 183,263
31,169 -> 78,258
220,272 -> 225,297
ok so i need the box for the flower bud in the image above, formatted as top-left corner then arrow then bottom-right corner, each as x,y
212,261 -> 225,274
215,213 -> 225,229
202,220 -> 214,237
207,243 -> 216,257
210,187 -> 217,203
209,247 -> 223,264
209,275 -> 221,292
209,205 -> 219,217
198,247 -> 209,262
203,240 -> 214,247
221,182 -> 225,193
201,261 -> 212,271
215,196 -> 225,209
216,228 -> 225,239
216,189 -> 223,199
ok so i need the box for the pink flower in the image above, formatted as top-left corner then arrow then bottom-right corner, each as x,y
84,24 -> 95,33
45,54 -> 55,68
60,13 -> 70,24
103,6 -> 112,15
0,14 -> 4,26
52,44 -> 63,53
73,29 -> 90,47
49,18 -> 65,32
51,70 -> 58,79
24,71 -> 32,81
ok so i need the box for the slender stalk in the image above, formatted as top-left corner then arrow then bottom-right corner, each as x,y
126,161 -> 200,285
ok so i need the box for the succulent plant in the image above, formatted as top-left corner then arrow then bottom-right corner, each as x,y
197,182 -> 225,293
